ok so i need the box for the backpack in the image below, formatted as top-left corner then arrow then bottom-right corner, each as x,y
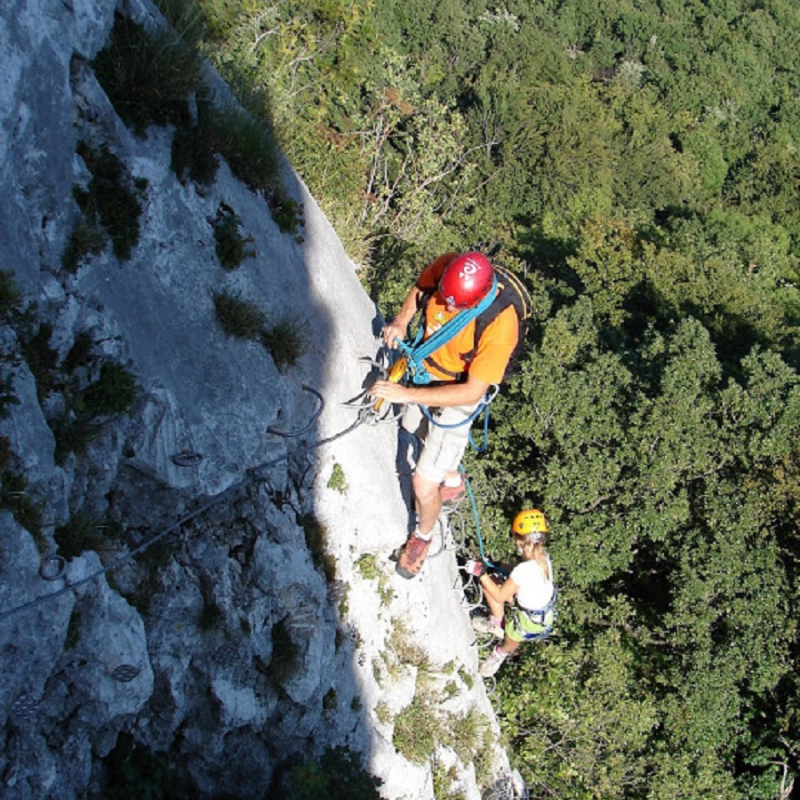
462,265 -> 532,381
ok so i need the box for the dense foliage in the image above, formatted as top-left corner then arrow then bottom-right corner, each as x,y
188,0 -> 800,796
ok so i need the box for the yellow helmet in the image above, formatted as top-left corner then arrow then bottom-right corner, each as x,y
512,508 -> 548,536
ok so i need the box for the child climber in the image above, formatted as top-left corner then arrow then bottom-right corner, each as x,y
467,508 -> 556,677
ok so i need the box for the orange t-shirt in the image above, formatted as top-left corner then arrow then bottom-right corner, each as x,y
415,253 -> 518,385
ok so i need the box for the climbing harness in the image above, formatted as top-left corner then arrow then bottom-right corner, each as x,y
419,383 -> 499,453
508,589 -> 558,642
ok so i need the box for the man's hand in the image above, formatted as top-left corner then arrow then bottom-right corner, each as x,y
382,320 -> 408,349
371,379 -> 411,404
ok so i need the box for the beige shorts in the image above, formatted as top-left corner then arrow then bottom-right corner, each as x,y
402,402 -> 481,484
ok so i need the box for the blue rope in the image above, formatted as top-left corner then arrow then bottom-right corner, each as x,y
396,274 -> 498,386
420,398 -> 490,452
468,403 -> 491,454
463,468 -> 509,577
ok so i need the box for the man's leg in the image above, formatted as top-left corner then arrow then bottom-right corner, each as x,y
412,471 -> 443,536
396,403 -> 477,579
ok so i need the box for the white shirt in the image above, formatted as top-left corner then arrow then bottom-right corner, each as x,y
510,556 -> 554,611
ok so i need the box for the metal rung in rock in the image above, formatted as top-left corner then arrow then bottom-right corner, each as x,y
111,664 -> 141,683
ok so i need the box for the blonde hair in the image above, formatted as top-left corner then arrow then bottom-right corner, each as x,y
515,533 -> 551,582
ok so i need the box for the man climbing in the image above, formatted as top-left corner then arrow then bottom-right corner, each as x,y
468,508 -> 556,677
371,251 -> 519,579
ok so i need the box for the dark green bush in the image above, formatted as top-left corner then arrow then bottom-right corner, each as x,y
61,219 -> 107,273
51,414 -> 104,463
0,470 -> 44,549
323,688 -> 338,711
260,316 -> 307,373
93,12 -> 204,135
213,290 -> 266,340
0,372 -> 19,420
20,322 -> 59,401
210,203 -> 255,270
0,271 -> 21,316
100,732 -> 191,799
76,143 -> 145,262
300,514 -> 336,582
51,361 -> 137,461
0,437 -> 10,472
64,607 -> 82,650
82,362 -> 138,416
286,747 -> 382,800
55,512 -> 122,560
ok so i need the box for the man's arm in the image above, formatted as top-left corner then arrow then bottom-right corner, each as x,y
382,285 -> 426,349
371,372 -> 491,407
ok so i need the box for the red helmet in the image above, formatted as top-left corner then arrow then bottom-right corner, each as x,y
438,252 -> 494,309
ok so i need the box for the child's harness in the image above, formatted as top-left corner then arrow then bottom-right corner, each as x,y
510,587 -> 558,641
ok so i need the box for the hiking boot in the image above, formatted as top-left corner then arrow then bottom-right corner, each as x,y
395,532 -> 433,579
439,474 -> 466,503
480,646 -> 508,678
472,615 -> 504,640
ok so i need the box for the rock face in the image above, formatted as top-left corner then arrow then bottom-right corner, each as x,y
0,1 -> 520,798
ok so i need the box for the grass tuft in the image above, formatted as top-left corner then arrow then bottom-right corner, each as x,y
211,203 -> 255,271
327,462 -> 347,493
266,193 -> 305,235
212,101 -> 281,194
259,316 -> 306,372
76,143 -> 146,262
300,514 -> 337,582
93,11 -> 204,135
61,219 -> 106,273
393,694 -> 444,765
213,290 -> 306,371
170,92 -> 220,186
213,290 -> 266,340
55,512 -> 123,560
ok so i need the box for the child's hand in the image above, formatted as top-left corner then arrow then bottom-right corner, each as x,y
466,559 -> 484,577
